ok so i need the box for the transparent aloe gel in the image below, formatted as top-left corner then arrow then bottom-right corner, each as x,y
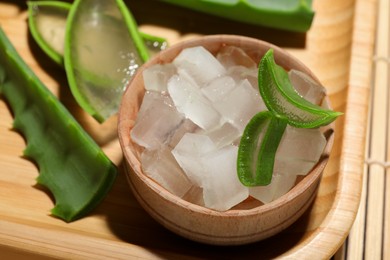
28,0 -> 166,123
64,0 -> 150,122
27,1 -> 168,65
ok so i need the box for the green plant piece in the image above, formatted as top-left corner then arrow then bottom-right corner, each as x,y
160,0 -> 315,32
258,49 -> 342,128
64,0 -> 150,123
27,1 -> 168,65
0,27 -> 117,222
27,1 -> 70,65
237,49 -> 341,186
237,111 -> 287,186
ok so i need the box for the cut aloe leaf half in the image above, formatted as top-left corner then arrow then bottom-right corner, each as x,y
27,1 -> 167,66
27,1 -> 71,65
64,0 -> 150,123
237,111 -> 287,186
258,49 -> 342,128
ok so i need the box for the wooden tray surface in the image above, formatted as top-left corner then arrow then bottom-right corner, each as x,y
0,0 -> 375,259
336,0 -> 390,259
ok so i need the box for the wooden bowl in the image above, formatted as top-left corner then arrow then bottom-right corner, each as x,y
117,35 -> 335,245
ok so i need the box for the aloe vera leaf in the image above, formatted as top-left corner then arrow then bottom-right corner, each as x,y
64,0 -> 150,123
27,1 -> 167,65
0,27 -> 117,222
160,0 -> 314,32
258,49 -> 342,128
237,111 -> 287,186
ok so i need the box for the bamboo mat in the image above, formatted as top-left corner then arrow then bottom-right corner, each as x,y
335,0 -> 388,258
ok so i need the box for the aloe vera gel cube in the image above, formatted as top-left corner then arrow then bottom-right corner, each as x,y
216,45 -> 257,69
200,145 -> 249,211
171,133 -> 216,186
197,122 -> 241,148
249,172 -> 297,204
166,119 -> 199,149
143,63 -> 176,92
274,126 -> 327,176
141,147 -> 192,197
201,76 -> 236,102
131,91 -> 184,149
173,46 -> 226,86
217,46 -> 258,87
172,134 -> 248,211
167,74 -> 221,130
214,79 -> 266,132
288,69 -> 326,105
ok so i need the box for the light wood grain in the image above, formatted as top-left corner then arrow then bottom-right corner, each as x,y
363,0 -> 389,256
0,0 -> 375,258
383,0 -> 390,257
340,0 -> 387,259
365,0 -> 389,257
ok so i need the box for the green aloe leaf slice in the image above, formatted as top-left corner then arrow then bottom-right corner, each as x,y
237,111 -> 287,186
258,49 -> 342,128
27,1 -> 70,65
0,27 -> 117,222
64,0 -> 150,123
27,1 -> 167,65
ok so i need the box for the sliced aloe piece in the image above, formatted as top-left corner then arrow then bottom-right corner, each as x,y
160,0 -> 314,32
237,111 -> 287,186
237,49 -> 341,187
258,49 -> 341,128
27,1 -> 167,65
27,1 -> 70,65
0,27 -> 117,222
64,0 -> 150,122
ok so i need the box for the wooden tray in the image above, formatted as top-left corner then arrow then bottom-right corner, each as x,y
0,0 -> 375,259
337,0 -> 389,258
